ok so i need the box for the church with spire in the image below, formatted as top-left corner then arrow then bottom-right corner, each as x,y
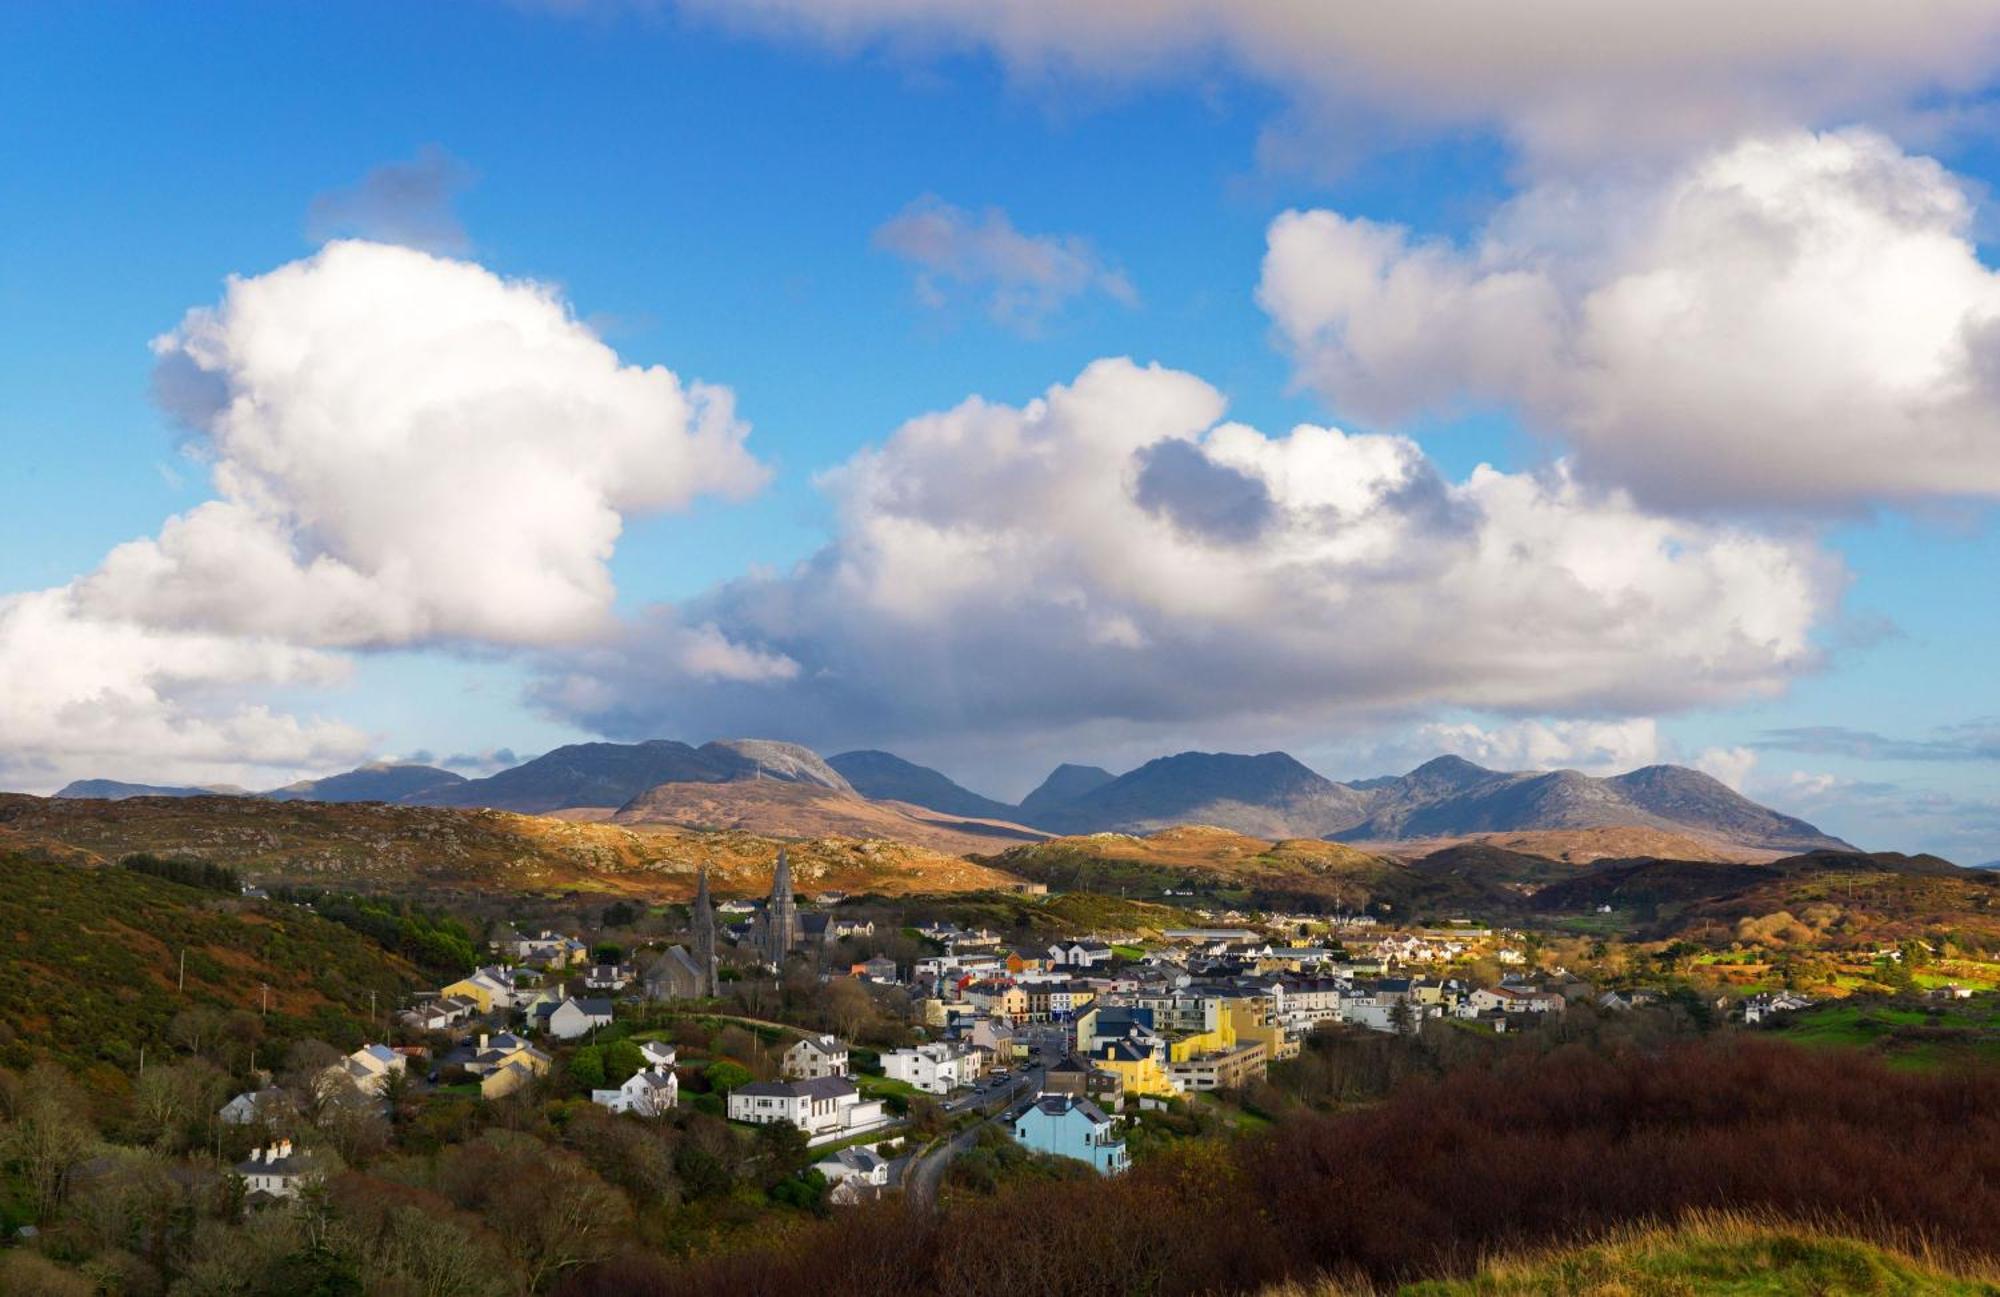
644,865 -> 719,1001
755,848 -> 801,966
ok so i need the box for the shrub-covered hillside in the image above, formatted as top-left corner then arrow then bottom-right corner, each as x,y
0,853 -> 420,1072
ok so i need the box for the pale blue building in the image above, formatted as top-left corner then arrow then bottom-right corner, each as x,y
1011,1094 -> 1129,1174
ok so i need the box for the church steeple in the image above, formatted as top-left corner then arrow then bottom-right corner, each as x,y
691,866 -> 718,997
761,848 -> 798,965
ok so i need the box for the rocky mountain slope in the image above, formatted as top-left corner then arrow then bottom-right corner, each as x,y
1025,751 -> 1374,838
1017,763 -> 1116,823
1012,751 -> 1848,854
45,738 -> 1849,859
415,738 -> 849,812
608,778 -> 1043,856
828,749 -> 1019,822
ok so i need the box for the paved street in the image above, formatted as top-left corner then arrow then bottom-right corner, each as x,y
902,1066 -> 1042,1209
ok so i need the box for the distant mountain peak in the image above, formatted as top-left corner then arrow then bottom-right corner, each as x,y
827,750 -> 1016,822
1408,754 -> 1493,780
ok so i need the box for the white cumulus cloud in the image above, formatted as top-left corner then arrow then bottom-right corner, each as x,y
1415,718 -> 1663,776
0,588 -> 368,791
1258,130 -> 2000,511
81,239 -> 768,648
533,357 -> 1838,753
2,240 -> 768,791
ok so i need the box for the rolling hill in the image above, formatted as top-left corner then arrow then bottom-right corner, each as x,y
0,792 -> 1023,901
264,760 -> 466,803
55,778 -> 246,800
1531,848 -> 1999,943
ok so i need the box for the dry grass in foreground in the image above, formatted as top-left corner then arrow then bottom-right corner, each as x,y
1264,1210 -> 2000,1295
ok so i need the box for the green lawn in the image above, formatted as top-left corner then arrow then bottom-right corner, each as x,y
1764,997 -> 2000,1071
855,1074 -> 920,1100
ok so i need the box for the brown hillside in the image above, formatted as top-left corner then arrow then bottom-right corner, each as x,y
984,824 -> 1403,905
1368,826 -> 1776,865
0,792 -> 1021,901
610,779 -> 1046,856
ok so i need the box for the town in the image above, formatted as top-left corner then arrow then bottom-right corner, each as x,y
192,846 -> 1790,1221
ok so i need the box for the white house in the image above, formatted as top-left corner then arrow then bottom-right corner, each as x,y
1742,991 -> 1815,1024
882,1042 -> 974,1095
782,1034 -> 850,1080
727,1076 -> 887,1139
592,1065 -> 678,1117
638,1040 -> 678,1069
1466,985 -> 1566,1015
234,1140 -> 320,1201
539,997 -> 616,1040
1048,941 -> 1115,969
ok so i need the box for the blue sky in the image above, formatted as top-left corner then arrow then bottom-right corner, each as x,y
3,3 -> 1998,860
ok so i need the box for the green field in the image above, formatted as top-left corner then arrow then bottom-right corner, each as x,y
1763,997 -> 2000,1070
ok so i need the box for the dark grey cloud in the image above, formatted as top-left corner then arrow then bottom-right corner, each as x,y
1755,721 -> 2000,762
307,147 -> 474,254
1132,438 -> 1275,544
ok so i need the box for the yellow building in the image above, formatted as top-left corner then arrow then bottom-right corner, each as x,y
440,968 -> 515,1014
476,1039 -> 551,1099
1092,1040 -> 1177,1098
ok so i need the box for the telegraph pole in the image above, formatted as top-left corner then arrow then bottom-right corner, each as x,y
178,949 -> 186,993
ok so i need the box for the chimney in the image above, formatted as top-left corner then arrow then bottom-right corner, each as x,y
479,1033 -> 489,1051
250,1147 -> 264,1163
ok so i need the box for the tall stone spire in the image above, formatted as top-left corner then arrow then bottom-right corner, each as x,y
761,848 -> 798,965
691,866 -> 718,998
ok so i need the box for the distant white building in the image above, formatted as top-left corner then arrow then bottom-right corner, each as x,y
782,1034 -> 850,1080
728,1076 -> 888,1140
882,1042 -> 975,1095
537,997 -> 615,1040
592,1065 -> 678,1117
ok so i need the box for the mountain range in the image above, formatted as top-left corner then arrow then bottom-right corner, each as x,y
50,738 -> 1853,856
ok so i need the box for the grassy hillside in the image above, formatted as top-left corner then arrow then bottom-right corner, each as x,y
1274,1215 -> 2000,1295
0,792 -> 1022,901
0,852 -> 420,1071
1758,997 -> 2000,1071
